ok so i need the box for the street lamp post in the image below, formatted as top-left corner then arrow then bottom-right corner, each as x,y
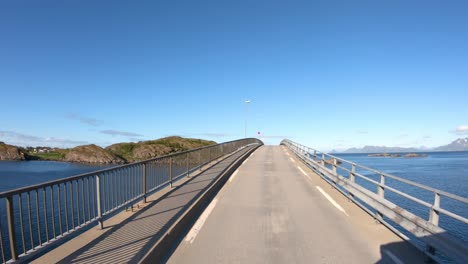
245,100 -> 250,138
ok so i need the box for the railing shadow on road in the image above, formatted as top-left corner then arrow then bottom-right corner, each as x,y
52,148 -> 253,264
376,231 -> 464,264
55,173 -> 211,263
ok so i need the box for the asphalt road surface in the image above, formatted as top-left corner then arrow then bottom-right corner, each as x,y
168,146 -> 426,264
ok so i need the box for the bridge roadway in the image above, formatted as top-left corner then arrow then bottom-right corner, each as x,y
34,145 -> 427,263
168,146 -> 426,263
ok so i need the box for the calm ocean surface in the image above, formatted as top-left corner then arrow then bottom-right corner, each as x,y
0,161 -> 112,193
0,152 -> 467,261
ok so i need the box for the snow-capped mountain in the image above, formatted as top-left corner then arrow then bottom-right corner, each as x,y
435,138 -> 468,151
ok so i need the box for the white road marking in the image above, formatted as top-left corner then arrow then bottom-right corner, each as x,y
242,158 -> 249,165
286,152 -> 290,156
289,157 -> 295,163
297,166 -> 308,176
315,186 -> 348,216
229,169 -> 239,182
383,250 -> 404,264
184,198 -> 218,244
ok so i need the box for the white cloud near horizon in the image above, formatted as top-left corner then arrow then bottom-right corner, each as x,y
66,113 -> 104,126
0,130 -> 88,147
194,133 -> 232,138
259,135 -> 290,139
100,130 -> 143,137
453,125 -> 468,135
356,130 -> 368,134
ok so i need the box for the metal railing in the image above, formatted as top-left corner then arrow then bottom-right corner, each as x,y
0,138 -> 263,263
281,139 -> 468,263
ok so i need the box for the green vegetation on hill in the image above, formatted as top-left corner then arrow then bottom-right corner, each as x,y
106,136 -> 216,162
29,151 -> 67,161
106,142 -> 137,161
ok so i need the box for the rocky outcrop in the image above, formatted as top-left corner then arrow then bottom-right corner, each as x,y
404,153 -> 428,158
367,153 -> 427,158
64,144 -> 125,164
0,143 -> 24,160
368,153 -> 401,157
106,136 -> 216,162
131,144 -> 173,161
324,158 -> 342,165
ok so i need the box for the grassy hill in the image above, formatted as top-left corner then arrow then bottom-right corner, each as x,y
106,136 -> 216,162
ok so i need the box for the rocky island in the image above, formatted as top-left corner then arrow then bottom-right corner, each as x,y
368,153 -> 427,158
324,158 -> 342,165
0,137 -> 216,164
368,153 -> 401,157
403,153 -> 428,158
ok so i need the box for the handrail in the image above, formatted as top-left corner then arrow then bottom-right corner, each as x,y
0,138 -> 259,198
0,138 -> 263,263
281,139 -> 468,263
282,139 -> 468,204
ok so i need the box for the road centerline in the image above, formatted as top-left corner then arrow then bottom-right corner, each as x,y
297,166 -> 308,176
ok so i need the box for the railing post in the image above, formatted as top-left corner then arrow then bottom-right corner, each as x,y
348,164 -> 356,199
429,192 -> 440,226
331,158 -> 338,185
169,157 -> 173,188
209,148 -> 212,164
143,163 -> 147,203
96,174 -> 103,229
427,192 -> 440,255
186,153 -> 190,178
198,151 -> 202,171
313,150 -> 317,160
350,164 -> 356,183
332,158 -> 337,174
377,174 -> 385,198
6,196 -> 18,261
321,153 -> 325,166
376,174 -> 385,220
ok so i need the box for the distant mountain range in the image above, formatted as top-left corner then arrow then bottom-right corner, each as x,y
339,138 -> 468,154
434,138 -> 468,151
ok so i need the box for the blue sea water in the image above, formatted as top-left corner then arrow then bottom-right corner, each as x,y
0,161 -> 112,193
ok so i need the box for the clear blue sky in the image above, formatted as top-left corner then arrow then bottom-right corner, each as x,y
1,0 -> 467,151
